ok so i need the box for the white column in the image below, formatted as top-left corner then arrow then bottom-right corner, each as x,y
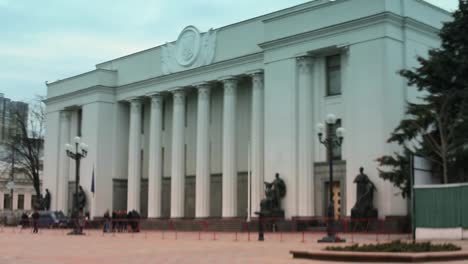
12,193 -> 18,210
147,93 -> 163,218
195,83 -> 211,218
170,89 -> 186,218
249,71 -> 265,216
25,192 -> 32,210
297,56 -> 315,216
0,191 -> 3,209
127,98 -> 142,212
221,77 -> 238,218
57,111 -> 71,213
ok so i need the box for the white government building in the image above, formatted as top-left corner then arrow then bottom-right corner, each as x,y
43,0 -> 450,219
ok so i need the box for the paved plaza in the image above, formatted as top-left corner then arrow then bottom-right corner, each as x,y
0,228 -> 467,264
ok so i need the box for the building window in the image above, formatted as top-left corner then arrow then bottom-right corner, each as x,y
17,194 -> 24,210
3,194 -> 11,210
326,55 -> 341,96
185,98 -> 188,128
161,147 -> 165,176
77,109 -> 83,136
327,119 -> 342,160
162,101 -> 166,131
141,104 -> 145,134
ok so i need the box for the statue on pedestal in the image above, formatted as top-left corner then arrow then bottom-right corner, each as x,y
43,189 -> 51,210
259,173 -> 286,217
351,167 -> 378,220
74,186 -> 87,211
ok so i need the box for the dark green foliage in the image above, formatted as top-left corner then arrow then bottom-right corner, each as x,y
378,1 -> 468,189
326,240 -> 461,253
376,149 -> 411,198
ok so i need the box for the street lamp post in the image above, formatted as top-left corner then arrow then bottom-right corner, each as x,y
317,114 -> 345,243
65,136 -> 88,235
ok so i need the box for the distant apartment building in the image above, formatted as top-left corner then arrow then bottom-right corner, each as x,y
0,93 -> 29,142
0,93 -> 36,211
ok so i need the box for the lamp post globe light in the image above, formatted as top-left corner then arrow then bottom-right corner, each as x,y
317,114 -> 346,243
65,136 -> 88,235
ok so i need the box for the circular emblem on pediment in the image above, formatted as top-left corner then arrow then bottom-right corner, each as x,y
175,26 -> 201,67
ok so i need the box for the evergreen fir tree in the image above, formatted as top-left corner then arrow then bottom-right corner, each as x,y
378,1 -> 468,192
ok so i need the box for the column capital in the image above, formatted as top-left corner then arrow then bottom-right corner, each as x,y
146,91 -> 163,98
146,92 -> 163,108
246,69 -> 264,77
194,82 -> 211,100
296,56 -> 314,74
249,71 -> 264,90
192,81 -> 210,89
218,76 -> 238,84
126,96 -> 143,104
170,87 -> 186,105
219,76 -> 238,96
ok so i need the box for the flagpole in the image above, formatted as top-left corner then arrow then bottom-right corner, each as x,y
91,166 -> 95,220
247,141 -> 251,222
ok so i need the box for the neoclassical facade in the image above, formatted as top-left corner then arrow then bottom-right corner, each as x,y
43,0 -> 450,219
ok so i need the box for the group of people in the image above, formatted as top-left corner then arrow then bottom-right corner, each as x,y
103,210 -> 141,233
20,209 -> 40,233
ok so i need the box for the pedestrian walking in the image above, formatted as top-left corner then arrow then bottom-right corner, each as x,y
103,210 -> 111,233
32,209 -> 40,233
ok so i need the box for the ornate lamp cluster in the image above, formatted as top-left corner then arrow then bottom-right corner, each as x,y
64,136 -> 88,235
316,114 -> 345,147
316,113 -> 346,243
65,136 -> 88,159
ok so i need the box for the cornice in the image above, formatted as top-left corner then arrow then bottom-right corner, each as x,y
404,17 -> 440,37
117,52 -> 263,94
46,69 -> 117,87
258,12 -> 440,51
263,0 -> 350,23
44,85 -> 116,105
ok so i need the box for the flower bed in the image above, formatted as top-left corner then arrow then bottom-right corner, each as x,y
325,240 -> 461,253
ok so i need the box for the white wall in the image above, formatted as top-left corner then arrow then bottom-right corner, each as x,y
43,0 -> 451,219
43,111 -> 60,210
264,58 -> 298,218
81,101 -> 116,218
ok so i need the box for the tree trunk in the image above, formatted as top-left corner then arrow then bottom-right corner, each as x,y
442,155 -> 448,184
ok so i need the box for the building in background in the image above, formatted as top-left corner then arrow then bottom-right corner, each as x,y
0,94 -> 38,212
43,0 -> 451,219
0,160 -> 36,211
0,93 -> 29,142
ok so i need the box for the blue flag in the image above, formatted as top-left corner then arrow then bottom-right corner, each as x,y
91,167 -> 95,196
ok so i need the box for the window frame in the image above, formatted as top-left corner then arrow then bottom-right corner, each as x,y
326,54 -> 342,97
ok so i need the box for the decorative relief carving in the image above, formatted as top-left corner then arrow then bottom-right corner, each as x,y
222,78 -> 238,96
161,26 -> 217,75
296,56 -> 314,74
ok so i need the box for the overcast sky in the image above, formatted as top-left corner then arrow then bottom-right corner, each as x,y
0,0 -> 459,102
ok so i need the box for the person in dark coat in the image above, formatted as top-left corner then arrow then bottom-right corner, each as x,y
21,212 -> 29,228
32,209 -> 40,233
103,210 -> 111,233
111,210 -> 117,232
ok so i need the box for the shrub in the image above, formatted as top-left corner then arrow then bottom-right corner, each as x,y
325,240 -> 461,252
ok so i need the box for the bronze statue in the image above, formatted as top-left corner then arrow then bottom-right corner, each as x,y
76,186 -> 87,210
43,189 -> 51,210
260,173 -> 286,217
351,167 -> 378,220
